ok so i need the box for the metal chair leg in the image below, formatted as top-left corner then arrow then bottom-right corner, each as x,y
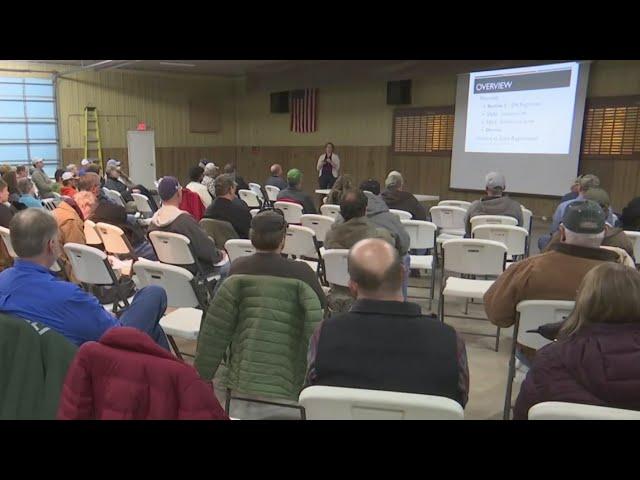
167,335 -> 183,360
225,388 -> 232,414
495,326 -> 500,352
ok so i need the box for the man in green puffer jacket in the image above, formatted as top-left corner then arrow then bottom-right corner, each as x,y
194,274 -> 323,401
0,312 -> 77,419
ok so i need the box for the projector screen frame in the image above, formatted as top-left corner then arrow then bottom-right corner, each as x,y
448,60 -> 592,197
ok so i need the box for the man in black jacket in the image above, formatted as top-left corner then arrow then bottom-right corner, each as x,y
204,174 -> 252,238
304,238 -> 469,407
380,170 -> 427,220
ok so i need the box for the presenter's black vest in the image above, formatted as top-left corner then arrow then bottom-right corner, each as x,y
314,299 -> 462,405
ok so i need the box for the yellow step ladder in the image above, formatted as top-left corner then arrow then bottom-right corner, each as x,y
83,106 -> 103,172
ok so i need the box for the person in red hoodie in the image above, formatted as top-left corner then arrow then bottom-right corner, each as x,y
514,262 -> 640,419
60,171 -> 78,198
58,327 -> 229,420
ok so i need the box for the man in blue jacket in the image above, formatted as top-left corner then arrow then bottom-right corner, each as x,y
0,208 -> 169,349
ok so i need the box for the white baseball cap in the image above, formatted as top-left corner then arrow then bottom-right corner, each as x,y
485,171 -> 506,190
32,157 -> 44,166
106,158 -> 121,169
81,159 -> 90,166
61,171 -> 75,181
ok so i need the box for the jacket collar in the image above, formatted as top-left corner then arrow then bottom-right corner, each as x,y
549,242 -> 619,262
349,299 -> 422,317
14,258 -> 56,276
99,327 -> 180,363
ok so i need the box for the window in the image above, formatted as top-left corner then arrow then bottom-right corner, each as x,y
0,76 -> 59,175
581,96 -> 640,159
392,106 -> 455,154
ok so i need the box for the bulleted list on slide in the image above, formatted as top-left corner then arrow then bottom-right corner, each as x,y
465,63 -> 579,155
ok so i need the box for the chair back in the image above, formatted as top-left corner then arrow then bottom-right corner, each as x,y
131,193 -> 153,215
401,220 -> 437,250
429,206 -> 467,232
516,300 -> 575,350
389,209 -> 412,221
83,220 -> 103,247
224,239 -> 256,262
438,200 -> 471,210
199,218 -> 238,250
62,243 -> 116,285
265,185 -> 280,201
51,191 -> 62,199
238,189 -> 261,208
299,386 -> 464,420
320,204 -> 341,220
441,238 -> 507,277
274,201 -> 304,224
133,259 -> 200,308
521,207 -> 533,233
528,401 -> 640,420
472,224 -> 528,259
103,188 -> 125,207
322,249 -> 349,287
624,230 -> 640,264
248,183 -> 264,199
283,225 -> 318,259
95,222 -> 134,257
469,215 -> 518,230
148,231 -> 195,266
42,198 -> 58,211
0,226 -> 17,258
301,214 -> 335,242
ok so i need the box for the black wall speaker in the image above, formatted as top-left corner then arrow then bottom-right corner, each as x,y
270,91 -> 290,113
387,80 -> 412,105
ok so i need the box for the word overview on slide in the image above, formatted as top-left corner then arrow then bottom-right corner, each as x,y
465,62 -> 580,154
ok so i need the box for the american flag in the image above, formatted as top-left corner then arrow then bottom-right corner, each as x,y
290,88 -> 318,133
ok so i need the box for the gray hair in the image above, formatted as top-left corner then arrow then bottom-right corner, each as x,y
17,177 -> 34,195
563,227 -> 605,249
385,171 -> 403,190
66,164 -> 77,172
214,173 -> 236,197
204,163 -> 217,177
9,209 -> 59,258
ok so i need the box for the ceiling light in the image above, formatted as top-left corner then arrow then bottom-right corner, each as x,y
158,62 -> 196,67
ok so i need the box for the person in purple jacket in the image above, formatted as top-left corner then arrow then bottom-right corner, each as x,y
514,262 -> 640,419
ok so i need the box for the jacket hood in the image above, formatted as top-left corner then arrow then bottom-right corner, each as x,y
151,205 -> 185,227
364,191 -> 390,216
99,327 -> 178,363
477,196 -> 518,215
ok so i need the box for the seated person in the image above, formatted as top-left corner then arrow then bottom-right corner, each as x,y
17,178 -> 44,209
52,168 -> 64,194
464,172 -> 523,237
223,163 -> 249,192
265,163 -> 288,190
484,200 -> 619,367
621,196 -> 640,231
229,210 -> 327,308
66,164 -> 78,176
0,179 -> 15,228
4,170 -> 21,204
60,171 -> 78,197
148,176 -> 229,277
201,162 -> 219,199
380,170 -> 427,220
186,166 -> 213,208
276,168 -> 317,214
105,164 -> 134,204
0,209 -> 169,349
31,157 -> 54,199
514,263 -> 640,419
559,176 -> 581,203
204,174 -> 252,239
15,165 -> 28,180
325,174 -> 355,205
304,238 -> 469,407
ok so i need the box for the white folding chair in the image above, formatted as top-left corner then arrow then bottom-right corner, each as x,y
320,204 -> 341,220
521,207 -> 533,256
250,208 -> 260,218
83,220 -> 103,247
283,225 -> 324,279
133,259 -> 206,360
224,239 -> 256,262
131,193 -> 154,217
103,188 -> 125,207
528,401 -> 640,420
248,183 -> 264,200
265,185 -> 280,202
0,226 -> 17,258
472,224 -> 529,261
238,189 -> 261,208
503,300 -> 575,420
438,200 -> 472,210
401,219 -> 437,306
301,214 -> 335,243
274,201 -> 304,224
439,238 -> 507,351
51,191 -> 62,199
63,243 -> 131,313
94,222 -> 135,276
299,386 -> 464,420
469,215 -> 518,230
429,206 -> 467,240
42,198 -> 58,211
389,209 -> 412,221
322,249 -> 349,287
624,230 -> 640,265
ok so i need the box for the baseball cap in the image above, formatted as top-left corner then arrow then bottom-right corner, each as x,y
562,200 -> 606,234
485,172 -> 506,190
106,158 -> 121,169
583,187 -> 610,209
578,174 -> 600,190
80,159 -> 90,166
32,157 -> 44,166
287,168 -> 302,185
157,176 -> 181,201
251,210 -> 287,234
61,171 -> 75,181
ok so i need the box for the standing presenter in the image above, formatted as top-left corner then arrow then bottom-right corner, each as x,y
316,142 -> 340,189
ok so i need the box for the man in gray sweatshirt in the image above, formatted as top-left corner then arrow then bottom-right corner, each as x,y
30,157 -> 54,199
148,177 -> 229,278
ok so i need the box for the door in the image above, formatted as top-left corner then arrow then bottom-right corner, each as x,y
126,130 -> 156,188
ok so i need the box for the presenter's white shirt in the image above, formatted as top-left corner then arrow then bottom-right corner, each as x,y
316,154 -> 340,178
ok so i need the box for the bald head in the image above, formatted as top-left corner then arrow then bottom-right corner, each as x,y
348,238 -> 403,300
270,164 -> 283,176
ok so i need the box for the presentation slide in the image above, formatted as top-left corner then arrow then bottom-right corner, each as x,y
465,63 -> 579,154
450,62 -> 590,197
